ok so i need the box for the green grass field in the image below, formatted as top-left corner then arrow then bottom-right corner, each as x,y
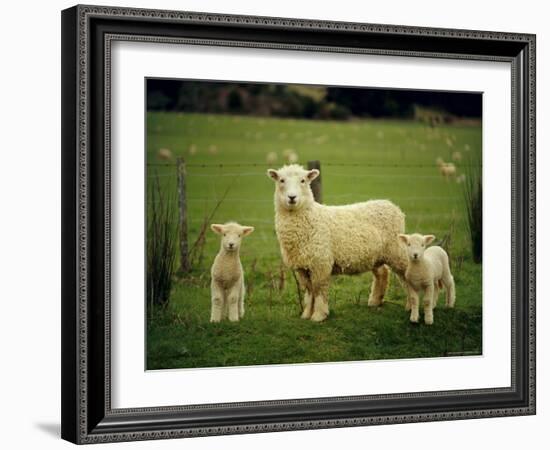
146,111 -> 482,370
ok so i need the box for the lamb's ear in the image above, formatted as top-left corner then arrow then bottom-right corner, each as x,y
241,226 -> 255,236
211,224 -> 224,235
398,234 -> 409,244
267,169 -> 279,181
424,235 -> 436,245
306,169 -> 320,181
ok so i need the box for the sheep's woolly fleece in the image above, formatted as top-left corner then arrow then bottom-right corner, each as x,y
272,164 -> 409,278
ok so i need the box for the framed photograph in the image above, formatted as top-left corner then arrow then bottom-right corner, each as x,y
61,4 -> 536,444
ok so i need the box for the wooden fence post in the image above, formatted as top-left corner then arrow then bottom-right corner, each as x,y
177,157 -> 191,273
307,160 -> 322,203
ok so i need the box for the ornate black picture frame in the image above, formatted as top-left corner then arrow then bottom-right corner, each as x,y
61,4 -> 536,444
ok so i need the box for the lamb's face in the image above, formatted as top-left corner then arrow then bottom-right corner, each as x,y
211,222 -> 254,252
398,233 -> 436,262
267,164 -> 319,211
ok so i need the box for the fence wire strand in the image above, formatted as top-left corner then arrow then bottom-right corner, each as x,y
148,161 -> 481,168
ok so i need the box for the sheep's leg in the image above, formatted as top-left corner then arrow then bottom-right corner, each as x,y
405,281 -> 414,311
301,291 -> 314,320
409,290 -> 420,323
311,283 -> 330,322
227,299 -> 239,322
227,285 -> 241,322
210,283 -> 224,323
368,264 -> 390,307
295,269 -> 313,319
238,277 -> 245,319
424,283 -> 435,325
432,281 -> 441,309
310,271 -> 331,322
444,274 -> 456,308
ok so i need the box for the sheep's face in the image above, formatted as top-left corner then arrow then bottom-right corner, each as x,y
398,233 -> 435,262
211,222 -> 254,253
267,164 -> 319,211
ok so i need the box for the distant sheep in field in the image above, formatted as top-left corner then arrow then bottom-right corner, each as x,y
398,233 -> 455,325
282,149 -> 299,164
456,173 -> 466,184
266,151 -> 278,165
188,144 -> 197,155
267,164 -> 410,322
452,151 -> 463,162
157,148 -> 173,161
314,135 -> 328,144
436,158 -> 457,180
287,152 -> 299,164
210,222 -> 255,322
208,145 -> 218,155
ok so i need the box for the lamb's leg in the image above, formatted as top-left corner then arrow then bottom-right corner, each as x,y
210,283 -> 224,323
444,274 -> 456,308
227,285 -> 240,322
432,280 -> 441,309
310,271 -> 331,322
239,277 -> 245,319
409,289 -> 420,323
387,246 -> 413,310
295,269 -> 313,320
368,264 -> 390,307
397,274 -> 413,311
424,283 -> 435,325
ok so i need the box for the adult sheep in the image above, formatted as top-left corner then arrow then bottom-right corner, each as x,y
267,164 -> 409,322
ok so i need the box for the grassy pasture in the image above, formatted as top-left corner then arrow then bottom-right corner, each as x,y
146,112 -> 482,370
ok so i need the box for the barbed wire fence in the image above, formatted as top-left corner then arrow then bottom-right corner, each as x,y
147,158 -> 470,272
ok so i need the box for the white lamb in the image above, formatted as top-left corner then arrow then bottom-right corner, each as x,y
267,164 -> 409,322
210,222 -> 254,322
398,233 -> 456,325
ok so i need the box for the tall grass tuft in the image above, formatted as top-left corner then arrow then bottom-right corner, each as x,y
147,173 -> 178,312
463,154 -> 482,263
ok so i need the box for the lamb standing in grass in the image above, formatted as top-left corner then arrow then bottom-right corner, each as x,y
398,233 -> 456,325
210,222 -> 254,322
267,164 -> 410,322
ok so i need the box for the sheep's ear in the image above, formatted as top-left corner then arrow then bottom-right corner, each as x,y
398,234 -> 409,244
211,224 -> 224,235
424,235 -> 436,245
306,169 -> 320,181
241,226 -> 255,236
267,169 -> 279,181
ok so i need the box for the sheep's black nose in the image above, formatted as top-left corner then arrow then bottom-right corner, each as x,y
229,243 -> 234,248
413,253 -> 418,259
288,195 -> 296,203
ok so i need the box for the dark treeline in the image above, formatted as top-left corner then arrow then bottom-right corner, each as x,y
147,79 -> 481,120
